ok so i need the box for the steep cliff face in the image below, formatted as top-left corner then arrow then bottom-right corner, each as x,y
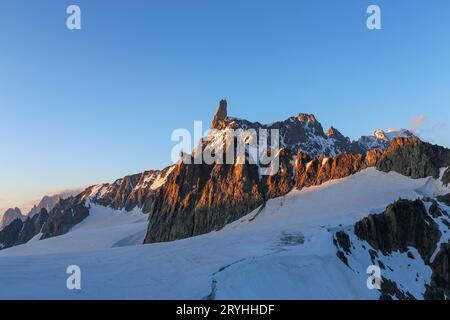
437,194 -> 450,206
145,156 -> 265,243
0,219 -> 23,249
18,209 -> 50,244
334,198 -> 450,300
85,166 -> 174,213
442,167 -> 450,186
295,150 -> 382,190
425,241 -> 450,300
261,149 -> 296,199
377,138 -> 450,179
354,199 -> 441,263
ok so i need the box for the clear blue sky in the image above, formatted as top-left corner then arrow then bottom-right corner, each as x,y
1,0 -> 450,213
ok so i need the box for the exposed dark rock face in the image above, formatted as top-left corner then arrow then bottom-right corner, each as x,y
429,200 -> 445,218
88,173 -> 144,211
379,278 -> 415,300
354,199 -> 440,263
335,231 -> 352,254
425,241 -> 450,300
377,138 -> 450,179
40,198 -> 89,240
333,231 -> 352,266
0,207 -> 25,231
334,199 -> 450,300
261,149 -> 296,199
0,219 -> 23,249
295,150 -> 383,190
0,208 -> 49,250
442,167 -> 450,186
18,209 -> 49,244
145,155 -> 265,243
437,194 -> 450,206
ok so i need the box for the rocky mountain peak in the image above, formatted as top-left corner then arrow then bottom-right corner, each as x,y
210,99 -> 228,129
297,113 -> 317,123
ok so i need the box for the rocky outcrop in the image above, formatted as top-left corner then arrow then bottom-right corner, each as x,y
88,166 -> 174,213
424,241 -> 450,300
18,208 -> 49,244
40,198 -> 89,240
145,155 -> 265,243
442,167 -> 450,186
0,195 -> 90,250
0,208 -> 49,250
354,199 -> 441,263
377,138 -> 450,179
379,278 -> 415,300
0,219 -> 23,249
334,198 -> 450,300
295,150 -> 382,190
437,194 -> 450,206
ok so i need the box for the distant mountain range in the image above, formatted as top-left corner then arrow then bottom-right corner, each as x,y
0,188 -> 83,231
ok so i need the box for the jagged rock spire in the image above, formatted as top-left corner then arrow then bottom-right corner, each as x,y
211,99 -> 228,129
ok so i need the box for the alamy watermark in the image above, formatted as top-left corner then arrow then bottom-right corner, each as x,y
171,121 -> 281,176
367,5 -> 381,30
64,5 -> 380,31
66,265 -> 81,290
366,265 -> 382,290
66,5 -> 81,30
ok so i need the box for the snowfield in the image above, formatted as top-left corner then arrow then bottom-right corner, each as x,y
0,168 -> 447,299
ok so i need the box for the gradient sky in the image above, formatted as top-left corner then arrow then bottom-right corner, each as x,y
1,0 -> 450,213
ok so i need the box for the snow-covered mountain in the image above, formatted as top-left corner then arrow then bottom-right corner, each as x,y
0,100 -> 449,299
0,168 -> 448,299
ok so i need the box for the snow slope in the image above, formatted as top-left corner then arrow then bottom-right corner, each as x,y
0,203 -> 148,257
0,168 -> 446,299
